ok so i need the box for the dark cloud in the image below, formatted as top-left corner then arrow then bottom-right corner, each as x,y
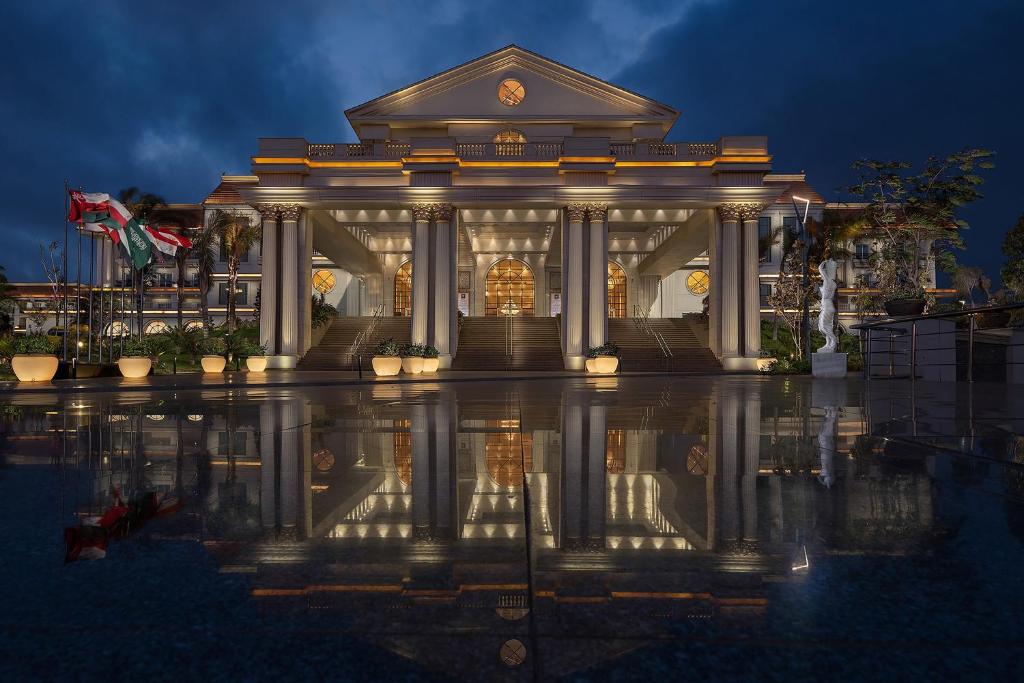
2,0 -> 1021,284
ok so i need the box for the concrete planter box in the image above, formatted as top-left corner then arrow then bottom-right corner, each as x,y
11,354 -> 59,382
401,357 -> 425,374
421,358 -> 440,373
117,356 -> 152,378
246,356 -> 268,372
586,356 -> 619,374
372,356 -> 401,376
201,356 -> 227,373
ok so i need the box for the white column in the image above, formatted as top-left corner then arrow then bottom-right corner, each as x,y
433,204 -> 455,367
562,400 -> 583,540
742,384 -> 761,542
588,204 -> 608,348
258,206 -> 279,356
709,213 -> 722,357
411,404 -> 430,532
410,204 -> 431,346
259,403 -> 277,530
277,205 -> 300,366
564,203 -> 587,369
297,211 -> 313,356
743,215 -> 762,358
279,400 -> 299,531
586,404 -> 607,541
718,206 -> 741,361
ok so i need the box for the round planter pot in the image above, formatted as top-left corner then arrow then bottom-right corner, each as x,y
246,356 -> 268,372
884,298 -> 926,317
756,357 -> 776,372
372,356 -> 402,376
11,354 -> 59,382
402,357 -> 425,374
201,355 -> 227,373
117,356 -> 152,378
587,355 -> 619,374
421,357 -> 440,373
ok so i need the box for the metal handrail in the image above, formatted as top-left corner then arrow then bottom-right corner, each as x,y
350,303 -> 385,358
632,304 -> 673,358
850,302 -> 1024,330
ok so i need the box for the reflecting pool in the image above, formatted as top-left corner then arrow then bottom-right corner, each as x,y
2,376 -> 1024,681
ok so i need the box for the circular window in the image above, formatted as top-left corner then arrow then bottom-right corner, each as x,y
313,448 -> 335,472
498,78 -> 525,106
312,269 -> 336,295
686,270 -> 710,295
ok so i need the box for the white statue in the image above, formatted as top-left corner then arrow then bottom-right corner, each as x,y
817,259 -> 838,353
818,406 -> 839,488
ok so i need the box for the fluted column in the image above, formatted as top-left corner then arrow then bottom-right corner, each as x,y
586,404 -> 607,542
258,205 -> 280,357
298,211 -> 313,356
587,203 -> 609,348
433,203 -> 456,367
278,204 -> 301,365
563,203 -> 587,369
410,204 -> 431,346
278,399 -> 300,531
410,403 -> 430,533
709,216 -> 722,356
742,205 -> 768,360
259,403 -> 277,529
718,205 -> 742,361
741,384 -> 761,543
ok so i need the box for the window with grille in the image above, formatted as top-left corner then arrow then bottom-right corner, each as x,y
394,261 -> 412,316
607,261 -> 627,318
485,258 -> 534,316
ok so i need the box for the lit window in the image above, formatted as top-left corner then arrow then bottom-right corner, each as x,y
686,270 -> 710,296
497,78 -> 525,106
493,129 -> 527,144
145,320 -> 170,335
312,269 -> 336,294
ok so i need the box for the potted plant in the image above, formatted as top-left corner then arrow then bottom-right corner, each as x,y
372,338 -> 402,376
421,345 -> 440,373
585,342 -> 620,374
117,337 -> 152,378
401,343 -> 426,375
200,336 -> 227,373
882,282 -> 927,317
756,348 -> 776,372
11,333 -> 59,382
242,339 -> 269,372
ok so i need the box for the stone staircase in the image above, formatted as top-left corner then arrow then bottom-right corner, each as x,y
299,317 -> 411,371
607,318 -> 721,373
452,317 -> 564,371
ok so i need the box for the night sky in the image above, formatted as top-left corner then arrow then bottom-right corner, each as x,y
3,0 -> 1022,284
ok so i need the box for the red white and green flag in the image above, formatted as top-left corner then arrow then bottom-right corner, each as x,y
68,190 -> 152,269
144,225 -> 192,257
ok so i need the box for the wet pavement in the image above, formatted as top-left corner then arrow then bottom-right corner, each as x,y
2,376 -> 1023,681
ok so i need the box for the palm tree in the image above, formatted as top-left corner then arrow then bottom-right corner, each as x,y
117,188 -> 166,334
207,210 -> 260,332
187,225 -> 217,327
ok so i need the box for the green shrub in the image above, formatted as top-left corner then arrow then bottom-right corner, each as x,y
312,293 -> 337,329
374,338 -> 402,357
422,345 -> 439,359
587,342 -> 620,358
200,336 -> 226,356
120,337 -> 150,357
402,343 -> 426,357
13,333 -> 58,355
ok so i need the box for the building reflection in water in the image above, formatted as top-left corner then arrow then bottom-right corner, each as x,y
33,377 -> 1014,676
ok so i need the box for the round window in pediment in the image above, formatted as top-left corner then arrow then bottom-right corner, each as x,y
498,78 -> 525,106
493,129 -> 527,144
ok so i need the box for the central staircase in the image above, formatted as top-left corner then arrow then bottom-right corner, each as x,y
452,317 -> 564,371
607,318 -> 721,373
299,317 -> 411,371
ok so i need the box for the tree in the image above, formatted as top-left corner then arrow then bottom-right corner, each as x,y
846,149 -> 994,311
207,210 -> 260,332
186,224 -> 217,327
1001,214 -> 1024,296
766,242 -> 819,359
117,188 -> 166,334
0,265 -> 12,333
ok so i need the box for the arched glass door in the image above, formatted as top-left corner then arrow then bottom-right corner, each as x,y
393,261 -> 412,316
485,258 -> 535,316
607,261 -> 627,318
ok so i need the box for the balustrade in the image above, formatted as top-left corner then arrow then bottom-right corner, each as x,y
305,140 -> 717,161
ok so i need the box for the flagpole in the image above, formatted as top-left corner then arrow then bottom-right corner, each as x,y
119,257 -> 126,356
63,180 -> 70,362
75,224 -> 83,364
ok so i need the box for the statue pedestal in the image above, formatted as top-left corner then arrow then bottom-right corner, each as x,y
812,352 -> 847,378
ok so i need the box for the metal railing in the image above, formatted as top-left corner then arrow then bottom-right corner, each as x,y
350,303 -> 385,358
850,302 -> 1024,382
632,304 -> 673,359
304,140 -> 720,162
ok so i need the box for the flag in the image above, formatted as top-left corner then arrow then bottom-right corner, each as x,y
67,190 -> 151,269
144,225 -> 192,257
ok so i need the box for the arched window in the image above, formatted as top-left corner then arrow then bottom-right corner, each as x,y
493,129 -> 527,144
393,419 -> 412,487
485,258 -> 534,316
485,419 -> 533,488
184,320 -> 204,332
607,261 -> 627,318
606,429 -> 626,473
393,261 -> 412,316
145,320 -> 170,335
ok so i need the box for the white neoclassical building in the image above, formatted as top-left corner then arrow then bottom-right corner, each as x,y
233,45 -> 803,371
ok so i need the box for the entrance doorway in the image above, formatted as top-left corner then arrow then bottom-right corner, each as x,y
485,258 -> 535,316
608,261 -> 627,318
393,261 -> 412,316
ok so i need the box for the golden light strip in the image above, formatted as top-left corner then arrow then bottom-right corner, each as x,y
250,155 -> 773,170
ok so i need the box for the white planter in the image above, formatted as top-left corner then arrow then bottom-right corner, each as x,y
421,357 -> 440,373
246,356 -> 268,372
402,357 -> 425,374
117,356 -> 152,378
201,355 -> 227,373
586,355 -> 619,374
11,354 -> 59,382
372,356 -> 402,376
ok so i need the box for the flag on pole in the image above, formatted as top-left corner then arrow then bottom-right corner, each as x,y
68,190 -> 152,269
143,225 -> 192,257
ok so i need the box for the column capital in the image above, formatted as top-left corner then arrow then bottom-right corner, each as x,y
411,202 -> 434,221
278,203 -> 302,222
566,202 -> 588,222
585,202 -> 608,220
257,204 -> 279,221
432,202 -> 455,222
718,202 -> 768,223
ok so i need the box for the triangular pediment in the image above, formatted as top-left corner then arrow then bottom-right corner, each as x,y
345,45 -> 678,135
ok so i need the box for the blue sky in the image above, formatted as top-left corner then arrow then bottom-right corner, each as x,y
2,0 -> 1022,283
